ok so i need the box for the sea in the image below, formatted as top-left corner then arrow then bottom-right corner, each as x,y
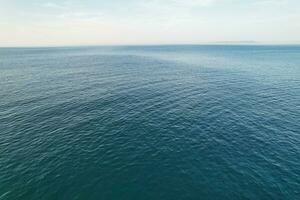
0,45 -> 300,200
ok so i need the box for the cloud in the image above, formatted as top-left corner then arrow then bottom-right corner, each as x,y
167,0 -> 217,7
140,0 -> 218,10
136,0 -> 221,19
57,11 -> 105,22
42,2 -> 67,10
253,0 -> 288,6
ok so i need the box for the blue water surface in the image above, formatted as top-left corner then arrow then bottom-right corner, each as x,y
0,45 -> 300,200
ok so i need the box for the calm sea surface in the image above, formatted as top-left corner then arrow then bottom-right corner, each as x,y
0,45 -> 300,199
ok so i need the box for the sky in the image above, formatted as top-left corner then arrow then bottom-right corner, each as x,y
0,0 -> 299,46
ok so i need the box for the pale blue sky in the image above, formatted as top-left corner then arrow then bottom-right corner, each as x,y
0,0 -> 299,46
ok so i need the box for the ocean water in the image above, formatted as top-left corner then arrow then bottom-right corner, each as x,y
0,45 -> 300,200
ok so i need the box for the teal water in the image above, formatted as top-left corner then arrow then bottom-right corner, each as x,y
0,45 -> 300,199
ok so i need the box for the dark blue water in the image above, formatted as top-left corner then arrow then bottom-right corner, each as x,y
1,45 -> 300,200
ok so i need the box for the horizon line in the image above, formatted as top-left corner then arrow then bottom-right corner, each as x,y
1,42 -> 300,49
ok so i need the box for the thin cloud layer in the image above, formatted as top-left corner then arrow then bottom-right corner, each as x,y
0,0 -> 299,46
